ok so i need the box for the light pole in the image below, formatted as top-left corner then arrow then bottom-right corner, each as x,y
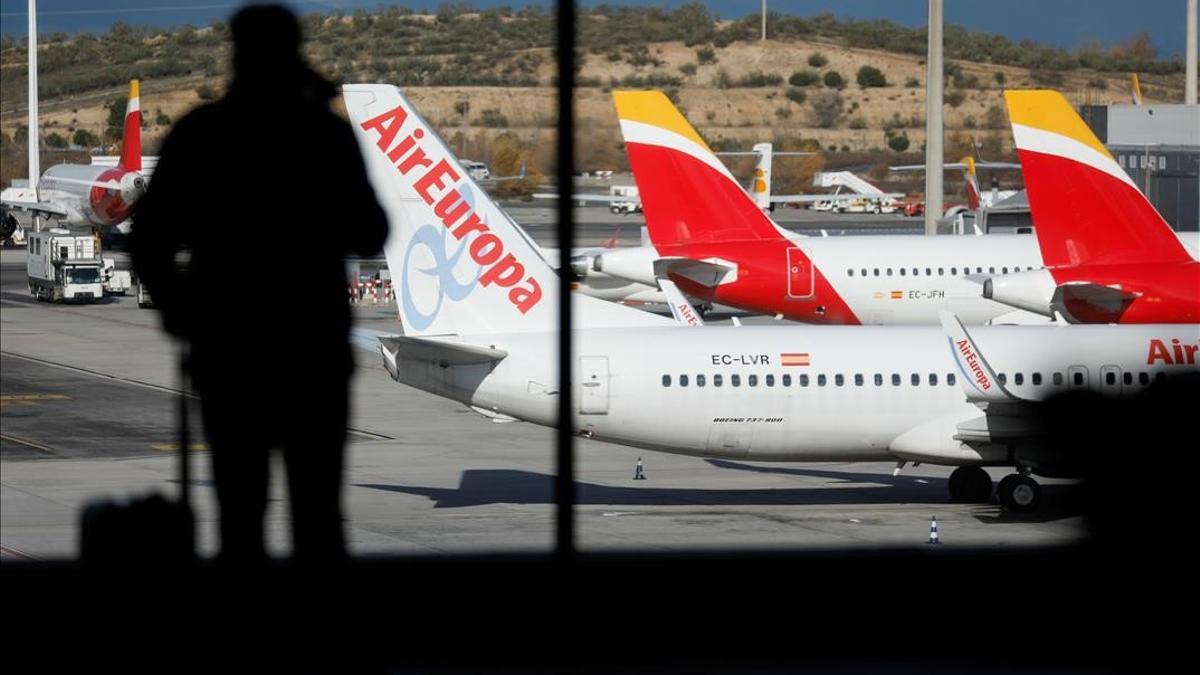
924,0 -> 944,236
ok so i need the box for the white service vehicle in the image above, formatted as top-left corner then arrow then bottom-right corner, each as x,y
101,258 -> 133,296
458,160 -> 491,181
608,185 -> 642,214
26,228 -> 104,302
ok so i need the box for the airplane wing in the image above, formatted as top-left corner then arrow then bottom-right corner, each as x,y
889,162 -> 1021,171
658,278 -> 704,326
652,257 -> 737,287
532,192 -> 641,204
1,199 -> 69,218
769,192 -> 904,203
379,335 -> 508,366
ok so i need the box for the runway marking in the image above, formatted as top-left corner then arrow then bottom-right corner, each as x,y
0,393 -> 71,408
150,443 -> 209,452
0,543 -> 39,561
0,433 -> 58,455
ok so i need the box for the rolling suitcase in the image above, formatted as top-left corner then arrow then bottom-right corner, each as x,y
79,352 -> 196,565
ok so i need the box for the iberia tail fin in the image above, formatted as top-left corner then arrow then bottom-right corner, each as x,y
613,90 -> 787,246
119,80 -> 141,172
1005,89 -> 1188,266
961,156 -> 981,210
342,84 -> 669,337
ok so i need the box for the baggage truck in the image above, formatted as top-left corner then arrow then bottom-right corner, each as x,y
26,228 -> 104,303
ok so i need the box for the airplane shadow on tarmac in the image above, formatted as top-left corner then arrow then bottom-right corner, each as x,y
359,466 -> 958,509
706,459 -> 1084,523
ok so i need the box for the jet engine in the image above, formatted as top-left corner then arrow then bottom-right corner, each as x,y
982,269 -> 1057,317
591,247 -> 659,286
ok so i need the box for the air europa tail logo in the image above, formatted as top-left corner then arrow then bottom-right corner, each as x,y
360,104 -> 542,315
956,338 -> 991,391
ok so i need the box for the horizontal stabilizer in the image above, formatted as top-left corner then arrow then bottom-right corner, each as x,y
653,257 -> 736,287
379,335 -> 507,365
1,199 -> 69,218
1051,283 -> 1140,324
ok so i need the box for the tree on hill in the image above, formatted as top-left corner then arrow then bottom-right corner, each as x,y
856,65 -> 887,88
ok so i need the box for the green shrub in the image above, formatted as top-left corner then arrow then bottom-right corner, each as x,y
679,62 -> 697,76
196,84 -> 219,101
822,70 -> 845,89
696,46 -> 716,64
788,69 -> 821,87
476,108 -> 509,127
905,77 -> 920,88
945,89 -> 966,108
848,116 -> 867,129
807,52 -> 828,68
856,65 -> 887,88
785,87 -> 806,104
887,132 -> 910,152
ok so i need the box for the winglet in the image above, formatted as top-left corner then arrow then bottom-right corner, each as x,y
659,278 -> 704,327
938,310 -> 1014,403
120,80 -> 141,172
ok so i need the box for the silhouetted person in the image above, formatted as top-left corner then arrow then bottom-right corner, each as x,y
131,4 -> 388,565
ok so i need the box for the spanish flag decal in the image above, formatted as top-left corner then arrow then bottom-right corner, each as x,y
781,353 -> 811,366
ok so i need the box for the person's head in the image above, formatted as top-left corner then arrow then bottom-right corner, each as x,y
229,4 -> 304,83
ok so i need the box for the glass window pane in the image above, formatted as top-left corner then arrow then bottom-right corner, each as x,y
662,374 -> 671,387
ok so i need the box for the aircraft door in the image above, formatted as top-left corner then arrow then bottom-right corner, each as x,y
1100,365 -> 1122,395
579,356 -> 610,414
1067,365 -> 1089,391
786,247 -> 815,298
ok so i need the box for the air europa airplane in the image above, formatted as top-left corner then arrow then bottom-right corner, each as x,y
595,91 -> 1196,326
344,84 -> 1199,511
1,80 -> 147,228
982,90 -> 1200,324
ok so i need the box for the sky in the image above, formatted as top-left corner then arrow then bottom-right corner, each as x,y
0,0 -> 1193,58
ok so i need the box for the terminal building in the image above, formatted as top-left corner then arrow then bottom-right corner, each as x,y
1081,103 -> 1200,232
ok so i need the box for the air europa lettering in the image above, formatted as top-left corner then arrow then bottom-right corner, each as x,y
1147,338 -> 1199,365
360,105 -> 542,313
956,339 -> 991,390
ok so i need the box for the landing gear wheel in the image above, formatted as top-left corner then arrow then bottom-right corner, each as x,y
998,474 -> 1041,512
947,467 -> 992,502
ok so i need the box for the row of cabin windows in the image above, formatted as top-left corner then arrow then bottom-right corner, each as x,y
846,265 -> 1039,277
661,372 -> 960,388
661,370 -> 1166,388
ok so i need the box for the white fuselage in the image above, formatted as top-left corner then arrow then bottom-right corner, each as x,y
388,324 -> 1200,468
596,232 -> 1200,325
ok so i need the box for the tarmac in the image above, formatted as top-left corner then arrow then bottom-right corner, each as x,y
0,211 -> 1085,561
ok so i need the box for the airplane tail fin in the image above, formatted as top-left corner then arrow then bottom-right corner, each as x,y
1005,89 -> 1189,266
613,90 -> 786,246
961,156 -> 981,210
342,84 -> 668,337
751,141 -> 772,211
119,80 -> 141,172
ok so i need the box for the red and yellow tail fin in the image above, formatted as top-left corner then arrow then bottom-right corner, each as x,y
119,80 -> 141,172
1005,89 -> 1187,266
961,156 -> 981,210
613,90 -> 784,245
